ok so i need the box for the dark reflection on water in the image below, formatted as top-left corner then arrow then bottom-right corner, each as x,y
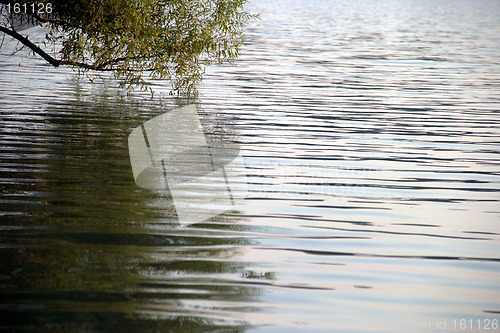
2,0 -> 500,331
0,77 -> 264,331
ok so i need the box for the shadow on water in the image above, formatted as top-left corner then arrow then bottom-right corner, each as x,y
0,79 -> 263,332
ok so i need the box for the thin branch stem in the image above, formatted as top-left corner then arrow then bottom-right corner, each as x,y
0,25 -> 149,72
0,25 -> 60,67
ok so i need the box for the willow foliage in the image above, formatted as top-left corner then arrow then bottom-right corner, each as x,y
0,0 -> 257,94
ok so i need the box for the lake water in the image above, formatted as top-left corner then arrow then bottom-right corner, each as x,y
1,0 -> 500,332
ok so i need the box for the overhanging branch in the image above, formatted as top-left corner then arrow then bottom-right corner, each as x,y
58,60 -> 116,71
0,25 -> 131,71
0,25 -> 172,74
0,25 -> 60,67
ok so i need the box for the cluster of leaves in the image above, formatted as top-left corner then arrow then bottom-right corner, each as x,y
0,0 -> 257,94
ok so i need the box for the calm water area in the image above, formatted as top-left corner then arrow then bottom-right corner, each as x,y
1,0 -> 500,331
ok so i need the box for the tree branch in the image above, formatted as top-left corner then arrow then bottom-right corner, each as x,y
0,25 -> 167,73
0,25 -> 119,71
0,25 -> 60,67
58,59 -> 116,71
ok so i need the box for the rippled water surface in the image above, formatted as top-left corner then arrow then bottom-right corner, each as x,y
1,0 -> 500,331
